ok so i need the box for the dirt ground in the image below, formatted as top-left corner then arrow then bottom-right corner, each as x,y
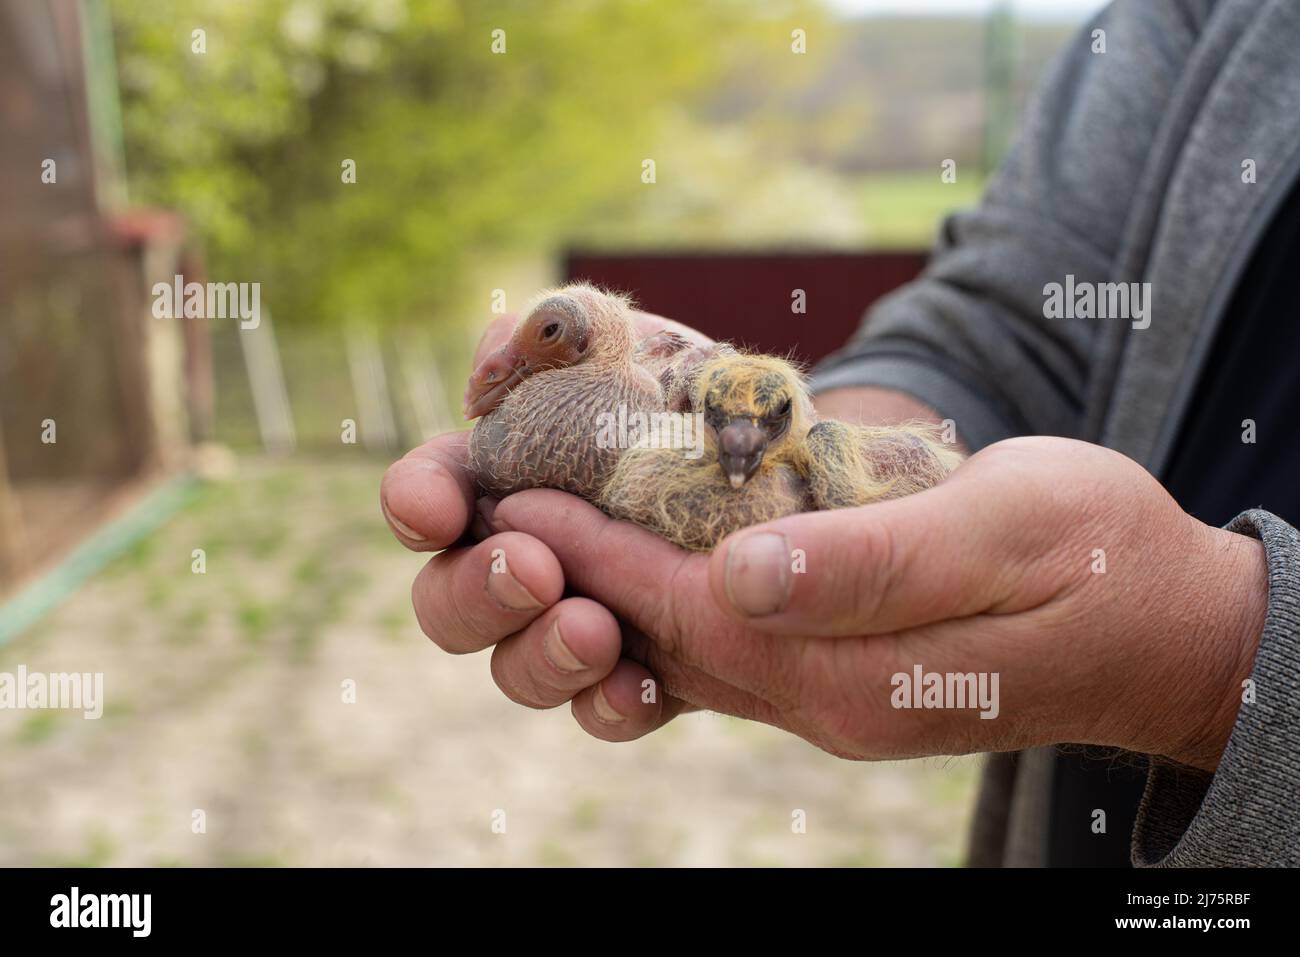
0,457 -> 978,866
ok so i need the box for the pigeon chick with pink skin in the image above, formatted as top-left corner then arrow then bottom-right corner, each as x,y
464,284 -> 720,500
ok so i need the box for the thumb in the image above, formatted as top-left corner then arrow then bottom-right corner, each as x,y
707,478 -> 1015,637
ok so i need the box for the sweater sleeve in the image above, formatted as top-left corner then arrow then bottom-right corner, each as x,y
810,0 -> 1215,451
1131,509 -> 1300,867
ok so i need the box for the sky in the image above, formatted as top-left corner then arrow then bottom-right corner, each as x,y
828,0 -> 1108,21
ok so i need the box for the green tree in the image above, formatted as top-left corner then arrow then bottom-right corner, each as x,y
110,0 -> 823,332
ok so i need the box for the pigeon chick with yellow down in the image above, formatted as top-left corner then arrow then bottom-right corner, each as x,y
598,352 -> 962,552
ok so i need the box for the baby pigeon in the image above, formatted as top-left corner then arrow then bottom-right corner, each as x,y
464,284 -> 715,499
599,353 -> 962,551
464,284 -> 961,551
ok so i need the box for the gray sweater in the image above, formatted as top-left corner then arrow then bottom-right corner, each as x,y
812,0 -> 1300,866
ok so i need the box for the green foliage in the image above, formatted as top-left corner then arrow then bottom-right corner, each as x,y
857,171 -> 986,248
110,0 -> 819,329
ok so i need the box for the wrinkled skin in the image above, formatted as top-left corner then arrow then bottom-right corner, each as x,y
381,316 -> 1267,772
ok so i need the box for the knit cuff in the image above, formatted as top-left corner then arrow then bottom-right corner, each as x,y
1132,509 -> 1300,866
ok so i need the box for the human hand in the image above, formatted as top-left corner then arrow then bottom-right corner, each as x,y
482,436 -> 1267,771
380,307 -> 714,738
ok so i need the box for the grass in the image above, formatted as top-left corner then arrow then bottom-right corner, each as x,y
43,830 -> 116,868
17,711 -> 60,746
857,170 -> 987,248
0,456 -> 977,867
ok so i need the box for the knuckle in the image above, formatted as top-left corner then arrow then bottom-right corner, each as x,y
652,571 -> 687,661
844,519 -> 900,630
489,644 -> 553,709
414,552 -> 491,654
649,552 -> 713,668
411,561 -> 453,650
805,695 -> 873,761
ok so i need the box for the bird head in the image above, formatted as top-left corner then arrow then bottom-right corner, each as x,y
696,354 -> 811,488
463,284 -> 635,419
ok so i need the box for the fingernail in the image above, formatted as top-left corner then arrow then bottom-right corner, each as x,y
591,683 -> 625,724
724,531 -> 792,617
485,559 -> 544,612
383,498 -> 426,542
543,619 -> 588,673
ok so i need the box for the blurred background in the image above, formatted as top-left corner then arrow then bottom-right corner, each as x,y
0,0 -> 1103,866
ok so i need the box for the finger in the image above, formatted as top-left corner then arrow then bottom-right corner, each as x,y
708,471 -> 1024,636
381,432 -> 477,551
617,623 -> 790,724
490,598 -> 622,709
483,590 -> 784,724
412,532 -> 563,654
492,490 -> 798,698
493,490 -> 710,636
570,658 -> 693,742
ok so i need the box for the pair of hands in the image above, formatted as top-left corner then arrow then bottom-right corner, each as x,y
380,313 -> 1267,772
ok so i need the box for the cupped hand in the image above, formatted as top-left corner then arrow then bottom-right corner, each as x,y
481,436 -> 1267,770
381,307 -> 714,738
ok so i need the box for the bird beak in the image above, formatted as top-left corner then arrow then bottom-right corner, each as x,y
718,419 -> 767,488
463,345 -> 528,419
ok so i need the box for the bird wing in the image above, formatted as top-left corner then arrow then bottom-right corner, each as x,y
632,333 -> 735,412
802,420 -> 962,510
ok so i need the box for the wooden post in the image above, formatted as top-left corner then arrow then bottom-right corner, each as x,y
239,309 -> 297,454
346,324 -> 398,452
396,330 -> 456,444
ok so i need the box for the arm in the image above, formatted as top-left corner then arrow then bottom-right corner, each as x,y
814,385 -> 947,430
808,1 -> 1299,867
484,438 -> 1293,871
812,0 -> 1218,449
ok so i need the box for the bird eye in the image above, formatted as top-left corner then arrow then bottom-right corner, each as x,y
540,322 -> 561,341
777,398 -> 792,416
